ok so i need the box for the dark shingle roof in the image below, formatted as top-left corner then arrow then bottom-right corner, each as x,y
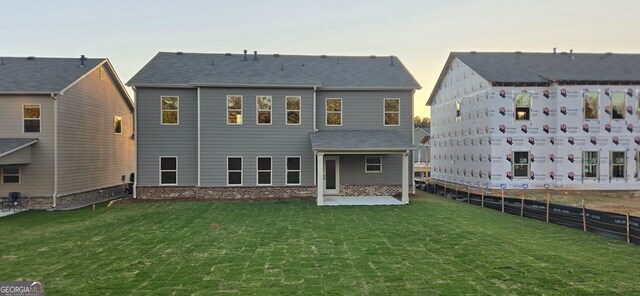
310,130 -> 414,151
0,138 -> 38,157
453,52 -> 640,83
128,52 -> 421,90
0,57 -> 105,94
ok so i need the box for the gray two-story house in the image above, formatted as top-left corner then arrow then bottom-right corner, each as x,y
0,56 -> 135,209
128,51 -> 420,205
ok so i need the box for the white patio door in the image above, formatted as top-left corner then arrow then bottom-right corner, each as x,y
324,156 -> 340,195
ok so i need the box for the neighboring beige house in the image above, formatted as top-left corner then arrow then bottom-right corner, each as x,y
0,55 -> 134,209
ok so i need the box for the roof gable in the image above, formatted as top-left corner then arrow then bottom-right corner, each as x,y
128,52 -> 421,90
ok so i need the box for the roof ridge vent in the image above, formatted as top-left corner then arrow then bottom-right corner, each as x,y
370,55 -> 376,58
273,53 -> 280,57
515,51 -> 522,54
225,53 -> 232,56
176,51 -> 183,55
389,55 -> 394,66
253,51 -> 258,61
27,56 -> 36,60
320,54 -> 327,58
243,49 -> 248,61
570,49 -> 574,59
470,51 -> 477,54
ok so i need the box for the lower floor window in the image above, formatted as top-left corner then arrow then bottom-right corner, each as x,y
365,156 -> 382,173
160,157 -> 177,185
512,151 -> 529,177
611,151 -> 625,179
286,157 -> 301,185
228,157 -> 243,185
257,157 -> 272,185
583,151 -> 599,179
2,166 -> 20,184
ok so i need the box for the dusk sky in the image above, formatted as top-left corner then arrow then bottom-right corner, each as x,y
4,0 -> 639,117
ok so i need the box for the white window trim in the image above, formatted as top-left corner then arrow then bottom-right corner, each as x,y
1,166 -> 21,184
610,151 -> 626,180
227,95 -> 243,125
512,151 -> 530,179
227,156 -> 243,186
160,96 -> 179,125
285,96 -> 302,125
582,151 -> 599,180
383,98 -> 400,126
286,156 -> 302,185
325,98 -> 343,126
256,156 -> 272,186
365,156 -> 382,174
583,91 -> 600,120
159,156 -> 178,186
22,104 -> 41,134
114,115 -> 122,134
610,92 -> 626,120
454,101 -> 462,122
256,96 -> 273,125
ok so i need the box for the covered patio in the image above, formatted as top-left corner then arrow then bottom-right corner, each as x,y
310,130 -> 414,206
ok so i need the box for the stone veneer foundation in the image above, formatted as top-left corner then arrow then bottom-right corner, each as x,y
135,184 -> 403,199
19,184 -> 129,210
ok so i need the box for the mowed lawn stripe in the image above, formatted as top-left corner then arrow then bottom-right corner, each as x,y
0,192 -> 638,295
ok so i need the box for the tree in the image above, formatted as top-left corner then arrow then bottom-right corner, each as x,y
414,116 -> 430,128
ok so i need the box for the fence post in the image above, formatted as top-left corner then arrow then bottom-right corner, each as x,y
582,200 -> 586,232
481,187 -> 485,208
546,193 -> 550,223
520,195 -> 524,217
627,213 -> 631,244
501,189 -> 505,213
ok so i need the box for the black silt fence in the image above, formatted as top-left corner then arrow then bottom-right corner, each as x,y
423,180 -> 639,245
631,216 -> 640,245
584,209 -> 628,241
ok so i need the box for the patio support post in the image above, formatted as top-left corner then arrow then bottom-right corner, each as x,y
317,152 -> 324,205
402,151 -> 409,204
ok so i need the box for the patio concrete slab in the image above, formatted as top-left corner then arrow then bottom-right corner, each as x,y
0,209 -> 24,218
320,196 -> 405,206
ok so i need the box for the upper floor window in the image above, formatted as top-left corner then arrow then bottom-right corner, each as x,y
514,93 -> 531,120
611,151 -> 625,179
611,92 -> 625,119
286,157 -> 301,185
257,96 -> 272,125
161,96 -> 179,125
23,104 -> 41,133
2,166 -> 20,184
160,157 -> 177,185
257,156 -> 272,185
227,95 -> 243,124
455,101 -> 461,120
512,151 -> 529,178
114,116 -> 122,134
326,98 -> 342,126
286,96 -> 301,125
583,91 -> 599,120
384,98 -> 400,126
583,151 -> 598,179
365,156 -> 382,173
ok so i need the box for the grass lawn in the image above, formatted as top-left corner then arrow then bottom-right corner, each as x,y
1,191 -> 639,295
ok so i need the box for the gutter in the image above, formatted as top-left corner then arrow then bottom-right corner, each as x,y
313,86 -> 317,132
50,93 -> 58,208
133,86 -> 138,198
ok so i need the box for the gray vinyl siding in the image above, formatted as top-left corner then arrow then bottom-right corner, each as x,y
0,95 -> 54,197
136,87 -> 198,186
316,90 -> 413,138
338,154 -> 402,184
57,66 -> 135,195
200,88 -> 315,186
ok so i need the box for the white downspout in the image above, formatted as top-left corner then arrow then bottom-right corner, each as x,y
411,90 -> 416,194
50,93 -> 58,208
133,86 -> 138,198
313,86 -> 317,132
